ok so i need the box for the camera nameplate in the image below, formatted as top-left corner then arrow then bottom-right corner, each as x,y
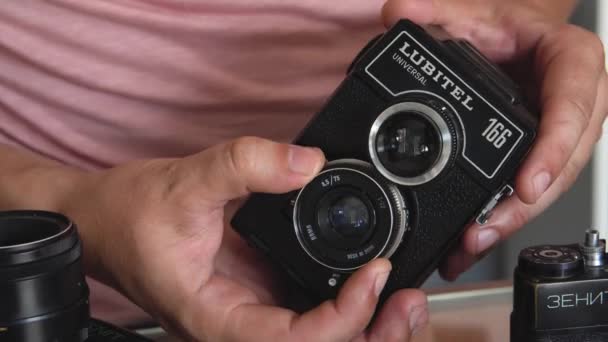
365,31 -> 525,179
536,278 -> 608,330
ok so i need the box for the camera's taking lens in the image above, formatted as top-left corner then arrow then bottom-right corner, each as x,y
315,188 -> 376,251
328,195 -> 370,238
0,211 -> 89,342
370,102 -> 454,186
294,160 -> 410,271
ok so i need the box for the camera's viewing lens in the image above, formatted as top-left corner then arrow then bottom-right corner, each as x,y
328,195 -> 370,238
375,112 -> 441,178
370,102 -> 454,186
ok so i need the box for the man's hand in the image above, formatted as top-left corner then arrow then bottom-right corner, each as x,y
62,137 -> 428,341
382,0 -> 608,280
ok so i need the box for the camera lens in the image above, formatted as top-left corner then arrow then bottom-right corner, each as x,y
327,195 -> 370,238
375,114 -> 440,177
370,102 -> 454,186
316,188 -> 376,251
0,211 -> 89,342
294,160 -> 410,271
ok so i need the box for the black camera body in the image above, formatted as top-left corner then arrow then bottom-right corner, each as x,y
231,20 -> 537,304
512,230 -> 608,341
0,211 -> 150,342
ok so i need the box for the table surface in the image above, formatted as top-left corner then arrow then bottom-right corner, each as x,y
413,281 -> 512,342
138,281 -> 514,341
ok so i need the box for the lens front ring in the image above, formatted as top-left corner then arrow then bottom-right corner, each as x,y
0,211 -> 72,251
369,102 -> 453,186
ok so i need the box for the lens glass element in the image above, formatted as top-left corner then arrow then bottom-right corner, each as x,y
375,111 -> 441,178
0,218 -> 62,248
328,195 -> 370,238
316,188 -> 375,250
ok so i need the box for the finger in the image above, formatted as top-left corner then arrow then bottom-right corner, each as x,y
440,63 -> 608,280
441,161 -> 586,280
217,259 -> 392,342
516,25 -> 605,204
381,0 -> 496,28
438,191 -> 550,280
381,0 -> 516,60
440,118 -> 600,280
438,224 -> 501,281
180,137 -> 325,202
364,289 -> 428,342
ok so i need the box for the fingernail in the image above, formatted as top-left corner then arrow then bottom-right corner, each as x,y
288,146 -> 321,176
476,228 -> 500,254
374,271 -> 390,297
532,171 -> 551,200
409,305 -> 429,336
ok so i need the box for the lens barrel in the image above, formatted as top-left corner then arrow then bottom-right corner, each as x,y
0,211 -> 89,342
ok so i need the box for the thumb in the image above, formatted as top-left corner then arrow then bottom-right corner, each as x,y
189,137 -> 325,202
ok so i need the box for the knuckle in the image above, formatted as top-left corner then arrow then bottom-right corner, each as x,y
564,25 -> 605,63
227,136 -> 260,176
552,135 -> 575,166
601,76 -> 608,117
541,120 -> 580,167
593,125 -> 605,144
560,159 -> 585,190
157,160 -> 182,200
584,32 -> 605,62
538,24 -> 604,69
563,97 -> 593,128
560,24 -> 588,41
509,204 -> 530,231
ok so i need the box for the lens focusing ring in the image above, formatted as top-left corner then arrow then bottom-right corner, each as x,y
293,160 -> 409,272
369,101 -> 454,186
0,211 -> 89,342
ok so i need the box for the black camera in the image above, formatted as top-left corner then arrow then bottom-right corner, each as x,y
0,211 -> 151,342
512,230 -> 608,341
231,20 -> 538,305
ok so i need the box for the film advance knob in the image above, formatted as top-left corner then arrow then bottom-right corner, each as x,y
581,229 -> 606,266
518,245 -> 584,279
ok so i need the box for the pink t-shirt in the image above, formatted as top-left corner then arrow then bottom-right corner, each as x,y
0,0 -> 384,326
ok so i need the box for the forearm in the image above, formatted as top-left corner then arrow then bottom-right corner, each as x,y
0,144 -> 85,213
0,144 -> 112,277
